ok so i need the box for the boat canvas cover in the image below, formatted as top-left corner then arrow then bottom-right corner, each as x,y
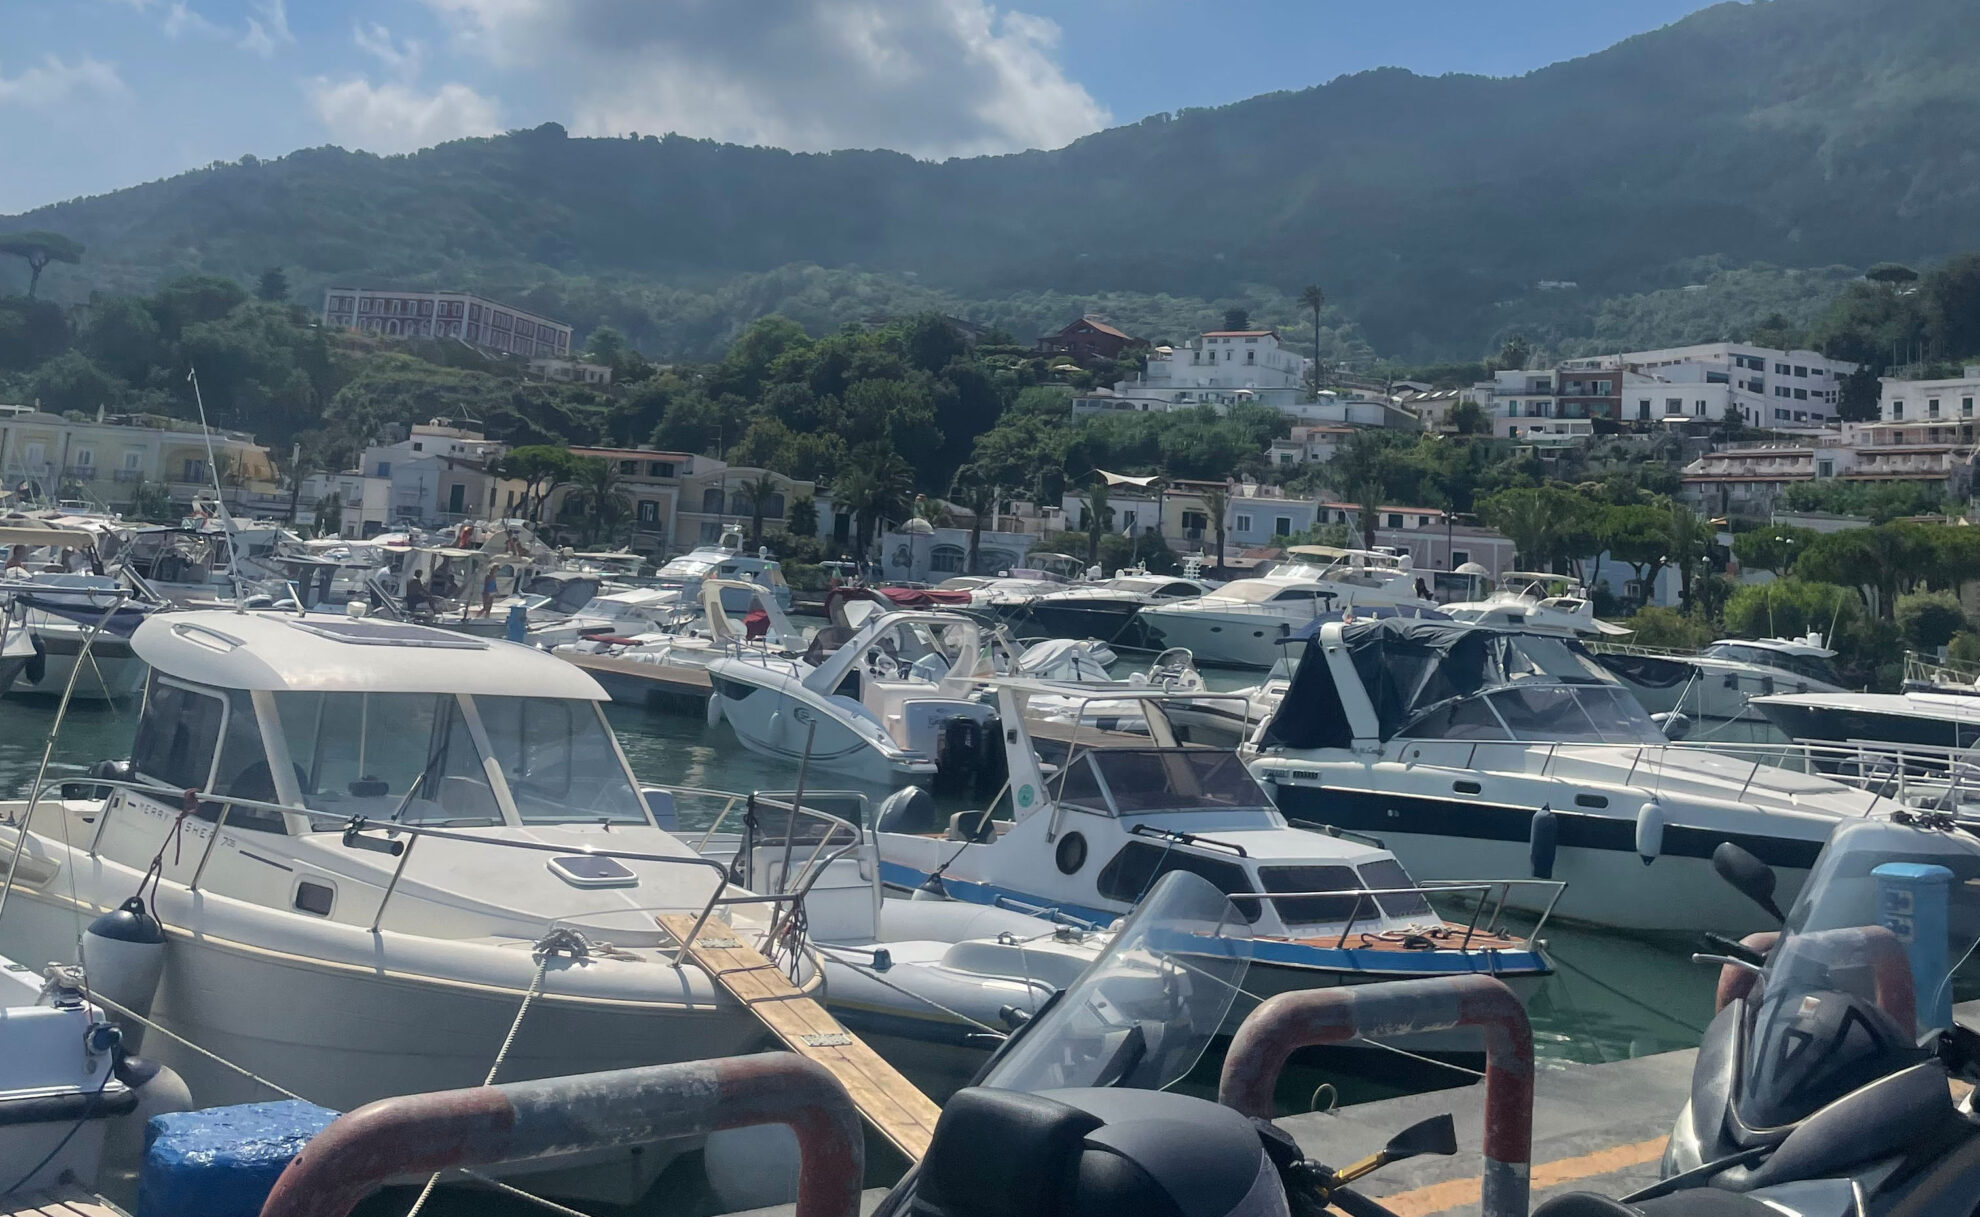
1590,650 -> 1693,689
1261,618 -> 1611,749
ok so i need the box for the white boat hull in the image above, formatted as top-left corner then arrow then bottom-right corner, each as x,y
1136,608 -> 1308,669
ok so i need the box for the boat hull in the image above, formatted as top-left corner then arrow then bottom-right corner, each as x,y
9,633 -> 147,701
712,678 -> 938,786
1754,698 -> 1980,752
1136,607 -> 1305,669
0,848 -> 774,1204
1266,781 -> 1819,934
1003,600 -> 1160,650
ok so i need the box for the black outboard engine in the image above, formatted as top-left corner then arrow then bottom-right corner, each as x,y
933,715 -> 1005,799
910,1087 -> 1288,1217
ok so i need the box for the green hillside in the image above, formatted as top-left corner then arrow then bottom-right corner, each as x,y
6,0 -> 1979,360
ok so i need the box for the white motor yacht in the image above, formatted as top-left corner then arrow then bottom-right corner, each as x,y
707,609 -> 1010,787
648,529 -> 793,612
1593,633 -> 1846,732
1137,546 -> 1433,669
1751,655 -> 1980,751
115,521 -> 301,604
870,680 -> 1554,1017
992,571 -> 1215,650
554,579 -> 806,706
0,609 -> 815,1202
1245,618 -> 1892,933
1443,572 -> 1631,638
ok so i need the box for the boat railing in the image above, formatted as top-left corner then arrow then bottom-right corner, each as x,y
1404,735 -> 1980,813
1225,878 -> 1564,952
35,777 -> 861,968
1905,651 -> 1980,690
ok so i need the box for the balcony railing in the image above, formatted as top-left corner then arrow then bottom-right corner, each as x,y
112,469 -> 141,483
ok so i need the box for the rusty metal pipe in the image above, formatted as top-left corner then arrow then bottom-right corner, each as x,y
1218,975 -> 1533,1217
259,1053 -> 864,1217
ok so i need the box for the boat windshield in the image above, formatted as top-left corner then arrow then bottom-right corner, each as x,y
271,691 -> 648,828
1736,818 -> 1980,1129
1397,684 -> 1663,743
1056,747 -> 1275,816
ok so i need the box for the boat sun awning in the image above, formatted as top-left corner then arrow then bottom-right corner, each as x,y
1261,619 -> 1622,750
0,524 -> 99,548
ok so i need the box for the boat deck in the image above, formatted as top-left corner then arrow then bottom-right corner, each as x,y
657,914 -> 942,1164
1,1183 -> 127,1217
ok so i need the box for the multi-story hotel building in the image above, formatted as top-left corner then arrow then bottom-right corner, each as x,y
321,289 -> 572,358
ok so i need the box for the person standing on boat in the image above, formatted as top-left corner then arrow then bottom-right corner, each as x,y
480,567 -> 497,618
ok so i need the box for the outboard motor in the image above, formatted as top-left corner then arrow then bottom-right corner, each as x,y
933,717 -> 984,797
80,896 -> 166,1053
909,1087 -> 1289,1217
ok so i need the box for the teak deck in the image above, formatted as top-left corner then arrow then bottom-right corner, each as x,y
656,913 -> 942,1162
2,1183 -> 128,1217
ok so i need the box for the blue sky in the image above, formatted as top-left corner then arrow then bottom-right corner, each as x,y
0,0 -> 1717,216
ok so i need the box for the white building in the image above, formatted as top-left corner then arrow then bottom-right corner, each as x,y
1589,342 -> 1857,427
529,357 -> 612,386
1880,367 -> 1980,429
322,289 -> 573,359
1267,425 -> 1358,468
359,421 -> 512,528
297,469 -> 393,537
1073,329 -> 1313,416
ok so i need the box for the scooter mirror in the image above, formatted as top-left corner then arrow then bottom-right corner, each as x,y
1383,1114 -> 1459,1163
1711,842 -> 1783,922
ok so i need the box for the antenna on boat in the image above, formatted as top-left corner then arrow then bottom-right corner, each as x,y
186,367 -> 249,614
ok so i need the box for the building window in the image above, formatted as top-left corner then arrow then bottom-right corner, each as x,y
700,488 -> 723,513
1893,403 -> 1905,420
1385,513 -> 1403,528
1817,459 -> 1834,478
1451,550 -> 1469,567
182,458 -> 207,482
636,500 -> 660,526
1965,398 -> 1975,417
1928,399 -> 1941,417
1794,366 -> 1807,377
1775,409 -> 1790,420
1638,399 -> 1651,417
1274,517 -> 1292,537
648,461 -> 676,477
929,545 -> 966,574
1775,363 -> 1790,375
1666,398 -> 1683,414
619,460 -> 638,474
1694,401 -> 1706,416
1235,513 -> 1254,532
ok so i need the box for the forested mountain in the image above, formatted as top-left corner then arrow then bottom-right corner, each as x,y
7,0 -> 1980,360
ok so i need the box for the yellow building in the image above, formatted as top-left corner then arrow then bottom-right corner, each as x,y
0,405 -> 279,512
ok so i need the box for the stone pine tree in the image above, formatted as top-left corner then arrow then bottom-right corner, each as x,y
0,231 -> 83,298
1299,284 -> 1325,390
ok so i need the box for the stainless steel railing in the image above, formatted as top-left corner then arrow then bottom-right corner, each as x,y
1224,879 -> 1564,953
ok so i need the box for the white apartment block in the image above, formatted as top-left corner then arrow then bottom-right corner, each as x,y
1880,367 -> 1980,429
360,422 -> 513,528
323,289 -> 573,359
1476,343 -> 1859,438
1267,424 -> 1357,468
1073,329 -> 1313,415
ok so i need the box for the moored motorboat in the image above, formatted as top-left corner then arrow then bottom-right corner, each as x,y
869,678 -> 1555,1028
1246,618 -> 1893,932
1592,633 -> 1846,733
0,608 -> 824,1202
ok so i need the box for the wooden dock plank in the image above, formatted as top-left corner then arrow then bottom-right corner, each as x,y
2,1182 -> 128,1217
657,914 -> 943,1161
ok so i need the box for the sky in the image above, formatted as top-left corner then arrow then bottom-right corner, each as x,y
0,0 -> 1719,216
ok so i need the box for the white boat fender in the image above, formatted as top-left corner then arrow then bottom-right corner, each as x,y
1528,806 -> 1558,880
705,691 -> 723,727
79,896 -> 166,1053
1635,800 -> 1666,867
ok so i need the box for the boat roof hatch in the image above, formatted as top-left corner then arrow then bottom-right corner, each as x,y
133,609 -> 608,699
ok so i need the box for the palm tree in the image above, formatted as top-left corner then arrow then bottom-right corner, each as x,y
949,464 -> 1000,575
566,458 -> 632,546
836,447 -> 912,560
1299,284 -> 1325,392
914,495 -> 954,528
1355,482 -> 1382,552
1484,492 -> 1553,572
1081,480 -> 1112,565
1668,502 -> 1709,612
1200,483 -> 1231,573
739,472 -> 783,547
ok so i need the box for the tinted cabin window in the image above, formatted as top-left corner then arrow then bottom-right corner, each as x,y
1355,858 -> 1434,919
1096,842 -> 1260,922
132,678 -> 224,792
1257,864 -> 1365,924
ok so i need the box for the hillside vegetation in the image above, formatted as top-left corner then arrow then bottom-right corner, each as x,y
6,0 -> 1980,361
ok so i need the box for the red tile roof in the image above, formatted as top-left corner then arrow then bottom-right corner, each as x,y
1061,317 -> 1132,340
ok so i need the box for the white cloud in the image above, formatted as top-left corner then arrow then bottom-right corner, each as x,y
161,2 -> 225,40
354,22 -> 426,80
240,0 -> 293,57
422,0 -> 1108,159
0,55 -> 130,109
308,76 -> 502,154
